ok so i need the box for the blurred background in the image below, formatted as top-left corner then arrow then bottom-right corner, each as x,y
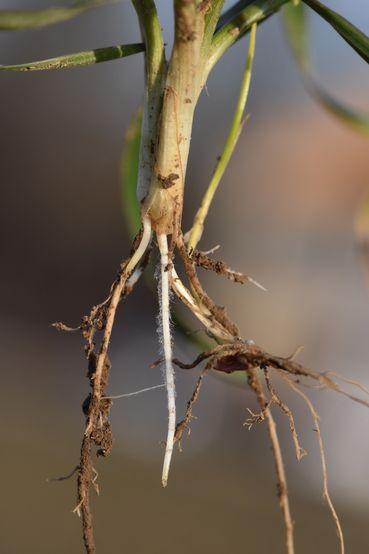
1,0 -> 369,552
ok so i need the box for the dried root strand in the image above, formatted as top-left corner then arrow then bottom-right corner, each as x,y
52,322 -> 81,332
174,339 -> 363,554
243,402 -> 273,430
176,232 -> 240,338
189,247 -> 266,290
47,466 -> 80,482
326,371 -> 369,397
248,368 -> 295,554
175,367 -> 209,449
258,354 -> 369,411
173,345 -> 226,370
170,266 -> 233,341
264,370 -> 306,461
318,372 -> 369,409
104,383 -> 165,400
76,218 -> 152,554
77,436 -> 95,552
283,375 -> 345,554
172,341 -> 369,418
77,352 -> 113,553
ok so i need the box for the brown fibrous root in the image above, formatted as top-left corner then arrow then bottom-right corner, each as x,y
172,337 -> 369,554
54,228 -> 151,554
52,219 -> 369,554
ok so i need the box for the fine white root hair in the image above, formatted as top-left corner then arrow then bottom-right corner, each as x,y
103,383 -> 166,400
157,233 -> 176,487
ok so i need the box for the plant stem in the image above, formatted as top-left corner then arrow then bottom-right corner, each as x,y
157,233 -> 176,487
188,23 -> 257,251
142,0 -> 207,235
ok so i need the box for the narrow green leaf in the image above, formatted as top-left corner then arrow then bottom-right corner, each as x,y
308,85 -> 369,134
208,0 -> 288,73
217,0 -> 254,29
120,109 -> 142,236
189,23 -> 257,250
0,43 -> 144,72
302,0 -> 369,65
132,0 -> 166,91
283,2 -> 369,134
283,2 -> 308,71
0,0 -> 118,31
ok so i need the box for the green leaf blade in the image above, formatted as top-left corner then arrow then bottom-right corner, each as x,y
209,0 -> 288,73
0,0 -> 117,31
309,85 -> 369,134
302,0 -> 369,65
0,43 -> 144,72
283,2 -> 369,134
283,1 -> 308,71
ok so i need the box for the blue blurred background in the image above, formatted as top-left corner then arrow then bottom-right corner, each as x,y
1,1 -> 369,552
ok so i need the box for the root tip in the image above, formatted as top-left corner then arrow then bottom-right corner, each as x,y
250,277 -> 267,292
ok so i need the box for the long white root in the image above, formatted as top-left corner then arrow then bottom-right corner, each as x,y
157,233 -> 176,487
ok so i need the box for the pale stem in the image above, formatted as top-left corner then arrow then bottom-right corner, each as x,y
157,233 -> 176,487
142,1 -> 206,235
188,23 -> 257,251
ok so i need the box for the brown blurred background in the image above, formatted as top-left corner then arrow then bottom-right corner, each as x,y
1,1 -> 369,552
